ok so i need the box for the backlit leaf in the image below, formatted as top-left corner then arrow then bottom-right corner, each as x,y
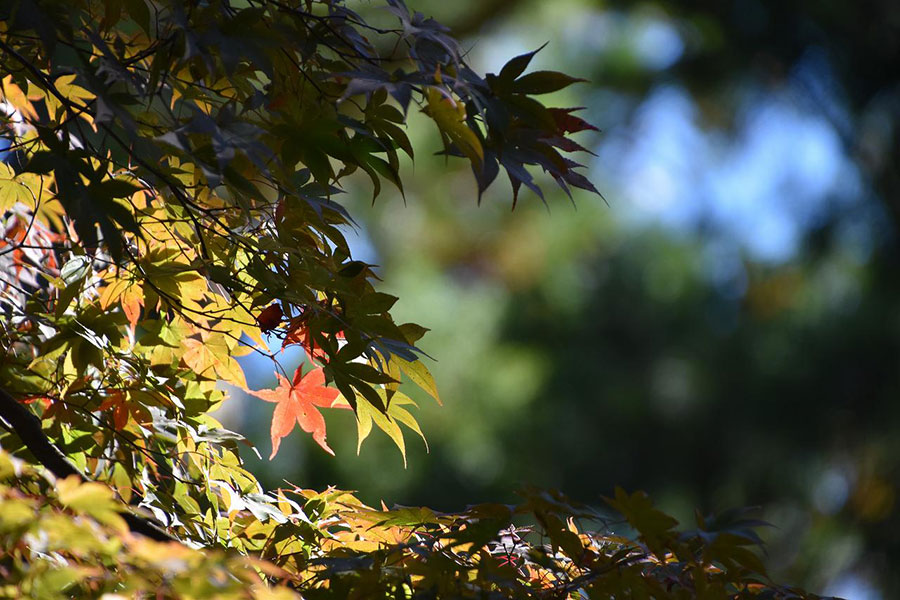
249,366 -> 346,458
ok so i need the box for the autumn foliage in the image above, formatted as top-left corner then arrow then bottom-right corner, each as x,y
0,1 -> 824,598
249,365 -> 343,458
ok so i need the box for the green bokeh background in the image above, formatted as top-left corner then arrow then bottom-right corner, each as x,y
222,2 -> 900,598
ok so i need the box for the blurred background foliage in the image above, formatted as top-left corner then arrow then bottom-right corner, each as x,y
220,1 -> 900,598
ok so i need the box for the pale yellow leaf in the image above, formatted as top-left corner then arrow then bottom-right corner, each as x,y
394,357 -> 441,405
1,75 -> 38,120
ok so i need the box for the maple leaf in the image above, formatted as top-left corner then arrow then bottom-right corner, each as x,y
98,391 -> 130,430
249,366 -> 346,458
257,303 -> 283,333
95,391 -> 153,430
283,315 -> 345,362
120,284 -> 143,332
22,394 -> 55,418
98,276 -> 143,332
182,336 -> 217,378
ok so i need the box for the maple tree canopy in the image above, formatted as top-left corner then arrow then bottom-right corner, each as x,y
0,0 -> 824,598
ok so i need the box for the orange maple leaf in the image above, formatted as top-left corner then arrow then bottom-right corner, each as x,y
249,365 -> 346,459
120,284 -> 143,333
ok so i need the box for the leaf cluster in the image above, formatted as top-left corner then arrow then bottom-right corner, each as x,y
1,448 -> 824,599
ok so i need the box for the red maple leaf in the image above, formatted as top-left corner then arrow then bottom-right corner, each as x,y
282,308 -> 345,361
249,365 -> 346,458
283,320 -> 330,361
257,304 -> 283,333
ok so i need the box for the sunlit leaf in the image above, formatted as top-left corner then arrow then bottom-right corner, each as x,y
249,366 -> 346,458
